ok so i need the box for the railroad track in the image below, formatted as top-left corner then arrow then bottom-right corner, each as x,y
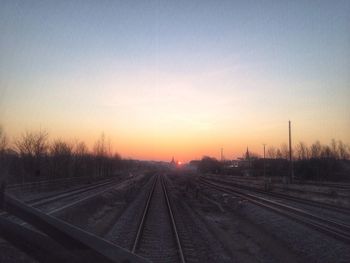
199,178 -> 350,244
0,176 -> 139,258
2,179 -> 115,214
205,175 -> 350,190
202,175 -> 350,215
132,175 -> 186,263
0,174 -> 143,262
303,182 -> 350,190
27,178 -> 117,209
0,176 -> 135,224
7,176 -> 97,192
1,179 -> 149,263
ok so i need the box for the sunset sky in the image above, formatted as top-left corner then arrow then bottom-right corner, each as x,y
1,1 -> 349,161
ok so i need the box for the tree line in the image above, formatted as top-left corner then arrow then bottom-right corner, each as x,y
193,140 -> 350,181
0,126 -> 126,184
266,140 -> 350,160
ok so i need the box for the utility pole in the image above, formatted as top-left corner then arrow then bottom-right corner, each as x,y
288,120 -> 294,183
263,144 -> 266,180
221,147 -> 224,162
263,143 -> 267,190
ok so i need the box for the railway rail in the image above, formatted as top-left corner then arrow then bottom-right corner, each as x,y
209,174 -> 350,189
7,176 -> 99,192
202,175 -> 350,215
132,175 -> 186,263
0,178 -> 120,219
199,178 -> 350,244
1,175 -> 148,263
294,180 -> 350,190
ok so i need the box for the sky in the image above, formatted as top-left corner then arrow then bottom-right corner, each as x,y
1,1 -> 349,161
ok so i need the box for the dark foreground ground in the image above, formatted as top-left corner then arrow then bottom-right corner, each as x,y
0,171 -> 349,263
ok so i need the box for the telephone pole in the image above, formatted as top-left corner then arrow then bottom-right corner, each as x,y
263,144 -> 266,180
263,143 -> 268,190
288,120 -> 294,183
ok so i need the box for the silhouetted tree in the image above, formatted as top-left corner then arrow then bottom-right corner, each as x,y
14,130 -> 49,179
198,156 -> 222,174
338,140 -> 349,160
279,143 -> 289,159
295,142 -> 309,160
276,149 -> 283,159
0,126 -> 8,153
292,140 -> 350,181
331,139 -> 339,159
267,146 -> 277,159
73,141 -> 90,177
310,141 -> 322,159
94,133 -> 107,177
50,139 -> 73,178
0,126 -> 9,181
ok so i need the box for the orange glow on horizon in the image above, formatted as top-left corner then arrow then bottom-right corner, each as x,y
4,121 -> 350,163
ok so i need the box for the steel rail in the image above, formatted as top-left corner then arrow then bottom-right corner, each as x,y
131,175 -> 186,263
200,179 -> 350,244
1,176 -> 150,263
0,179 -> 118,218
28,179 -> 115,206
202,175 -> 350,215
161,175 -> 186,263
131,175 -> 158,253
294,181 -> 350,190
204,174 -> 350,189
7,176 -> 96,190
1,193 -> 149,263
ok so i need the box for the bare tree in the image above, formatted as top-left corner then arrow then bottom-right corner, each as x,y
338,140 -> 349,160
310,141 -> 322,159
266,146 -> 277,159
14,130 -> 49,178
0,126 -> 9,181
94,133 -> 107,177
15,130 -> 49,157
94,133 -> 107,158
74,141 -> 89,156
280,143 -> 289,159
50,139 -> 73,178
0,126 -> 8,153
276,149 -> 283,159
330,139 -> 339,159
295,142 -> 309,160
321,145 -> 332,159
73,141 -> 90,177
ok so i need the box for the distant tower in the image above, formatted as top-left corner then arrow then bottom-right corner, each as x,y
170,156 -> 176,167
245,147 -> 251,168
245,147 -> 250,160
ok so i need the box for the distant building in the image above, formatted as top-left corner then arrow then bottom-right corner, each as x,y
170,156 -> 176,168
235,147 -> 251,169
